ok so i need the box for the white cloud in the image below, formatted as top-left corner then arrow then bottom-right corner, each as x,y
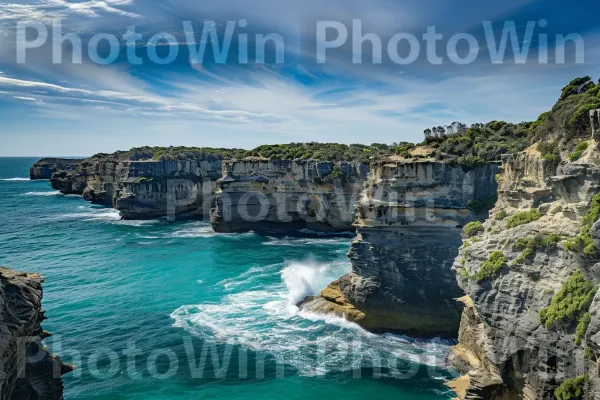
0,0 -> 140,22
13,95 -> 40,101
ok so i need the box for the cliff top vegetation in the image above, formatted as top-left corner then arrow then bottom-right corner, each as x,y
83,76 -> 600,166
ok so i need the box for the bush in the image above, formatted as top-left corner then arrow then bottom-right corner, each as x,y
554,375 -> 587,400
475,251 -> 507,282
576,312 -> 591,345
584,347 -> 596,361
463,221 -> 484,237
511,234 -> 561,264
565,194 -> 600,256
496,210 -> 508,220
568,141 -> 589,162
539,271 -> 597,330
507,209 -> 541,228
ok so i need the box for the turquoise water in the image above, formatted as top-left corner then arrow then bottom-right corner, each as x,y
0,157 -> 455,400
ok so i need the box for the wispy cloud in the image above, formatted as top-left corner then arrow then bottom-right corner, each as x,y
0,0 -> 140,22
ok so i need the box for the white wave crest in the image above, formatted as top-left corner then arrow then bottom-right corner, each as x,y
281,260 -> 348,305
23,191 -> 62,196
171,257 -> 451,376
1,177 -> 30,181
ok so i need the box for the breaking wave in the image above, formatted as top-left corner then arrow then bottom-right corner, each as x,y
171,259 -> 453,376
23,191 -> 62,196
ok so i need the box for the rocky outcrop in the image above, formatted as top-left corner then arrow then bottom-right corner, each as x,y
44,149 -> 225,219
0,267 -> 73,400
30,158 -> 82,180
299,159 -> 499,337
210,158 -> 370,232
448,145 -> 600,399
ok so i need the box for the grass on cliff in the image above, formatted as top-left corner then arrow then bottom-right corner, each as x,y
565,193 -> 600,256
507,209 -> 542,229
554,375 -> 587,400
463,221 -> 484,237
531,76 -> 600,162
539,271 -> 597,341
474,251 -> 507,282
568,141 -> 589,162
511,234 -> 562,265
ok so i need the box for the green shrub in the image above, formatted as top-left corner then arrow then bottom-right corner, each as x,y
565,194 -> 600,256
507,209 -> 541,228
538,140 -> 560,163
560,76 -> 594,101
584,347 -> 596,361
463,221 -> 484,237
539,271 -> 597,331
567,100 -> 600,134
496,210 -> 508,220
511,234 -> 561,265
475,251 -> 507,282
576,312 -> 591,345
568,141 -> 589,162
554,375 -> 587,400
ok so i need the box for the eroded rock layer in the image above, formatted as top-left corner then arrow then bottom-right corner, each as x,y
448,146 -> 600,399
0,267 -> 72,400
210,159 -> 370,232
299,160 -> 499,337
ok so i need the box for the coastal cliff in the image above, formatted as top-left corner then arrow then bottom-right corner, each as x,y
0,267 -> 72,400
30,158 -> 82,180
299,158 -> 499,336
445,76 -> 600,399
47,147 -> 234,219
210,158 -> 370,232
447,146 -> 600,400
115,157 -> 222,219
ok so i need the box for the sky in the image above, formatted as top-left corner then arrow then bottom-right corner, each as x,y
0,0 -> 599,156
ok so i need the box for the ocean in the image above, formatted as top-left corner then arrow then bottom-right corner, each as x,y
0,157 -> 456,400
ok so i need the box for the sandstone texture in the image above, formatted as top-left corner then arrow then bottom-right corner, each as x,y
210,158 -> 370,232
299,159 -> 499,337
30,158 -> 82,180
448,145 -> 600,399
0,267 -> 72,400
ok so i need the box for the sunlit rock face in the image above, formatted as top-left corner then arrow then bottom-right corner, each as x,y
210,158 -> 370,232
448,147 -> 600,400
299,160 -> 499,337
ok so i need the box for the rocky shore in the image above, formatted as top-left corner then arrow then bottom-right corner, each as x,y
0,267 -> 73,400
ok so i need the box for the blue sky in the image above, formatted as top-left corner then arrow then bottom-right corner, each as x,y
0,0 -> 599,156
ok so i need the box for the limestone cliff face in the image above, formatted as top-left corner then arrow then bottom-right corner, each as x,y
45,151 -> 224,219
30,158 -> 82,180
299,160 -> 499,337
449,146 -> 600,399
114,158 -> 222,219
0,267 -> 72,400
210,159 -> 370,232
